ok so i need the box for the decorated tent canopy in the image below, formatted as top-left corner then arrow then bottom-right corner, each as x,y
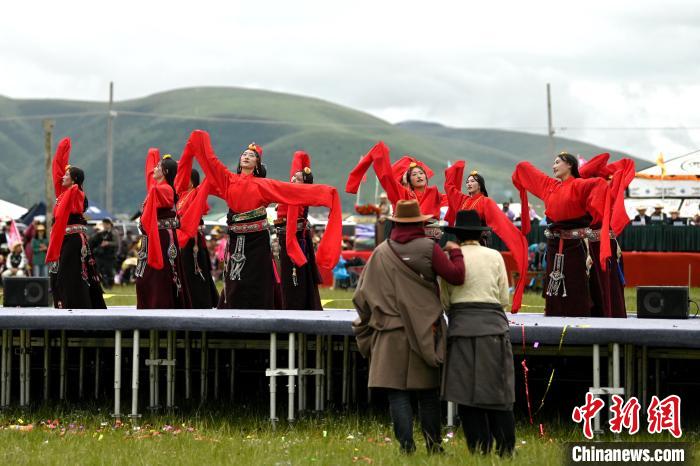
0,199 -> 28,220
628,152 -> 700,199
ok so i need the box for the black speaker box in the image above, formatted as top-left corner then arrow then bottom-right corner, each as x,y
636,286 -> 689,319
2,277 -> 51,307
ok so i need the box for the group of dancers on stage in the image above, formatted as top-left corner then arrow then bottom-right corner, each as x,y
46,129 -> 634,318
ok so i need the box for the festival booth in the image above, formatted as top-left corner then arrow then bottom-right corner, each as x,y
0,199 -> 27,220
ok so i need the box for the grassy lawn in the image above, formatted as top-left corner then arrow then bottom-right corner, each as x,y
0,408 -> 695,465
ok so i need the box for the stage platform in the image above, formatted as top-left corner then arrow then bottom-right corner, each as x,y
0,308 -> 698,427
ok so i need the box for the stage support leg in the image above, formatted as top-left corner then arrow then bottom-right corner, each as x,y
1,330 -> 8,407
19,330 -> 26,407
641,346 -> 648,411
447,402 -> 455,428
287,333 -> 295,423
113,330 -> 122,419
79,345 -> 85,400
148,330 -> 156,410
326,336 -> 333,407
25,330 -> 30,406
43,330 -> 49,402
60,330 -> 66,400
269,332 -> 277,425
654,359 -> 660,398
214,349 -> 220,401
166,330 -> 174,409
351,351 -> 357,405
342,336 -> 349,408
315,335 -> 322,412
95,347 -> 101,400
298,334 -> 304,412
131,330 -> 140,419
185,331 -> 191,400
229,349 -> 235,402
592,344 -> 602,434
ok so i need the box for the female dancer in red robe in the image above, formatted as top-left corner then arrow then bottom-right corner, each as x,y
185,130 -> 342,309
578,153 -> 635,317
346,142 -> 446,221
135,150 -> 192,309
46,138 -> 106,309
174,148 -> 219,308
275,151 -> 323,310
443,161 -> 529,312
512,153 -> 621,317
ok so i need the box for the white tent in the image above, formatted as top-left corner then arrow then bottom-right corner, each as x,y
0,199 -> 27,220
628,152 -> 700,198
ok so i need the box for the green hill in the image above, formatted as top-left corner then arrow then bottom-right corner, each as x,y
0,87 -> 649,214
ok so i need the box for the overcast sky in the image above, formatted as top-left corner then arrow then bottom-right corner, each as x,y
2,0 -> 699,162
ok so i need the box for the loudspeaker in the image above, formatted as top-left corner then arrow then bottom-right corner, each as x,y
636,286 -> 689,319
2,277 -> 51,307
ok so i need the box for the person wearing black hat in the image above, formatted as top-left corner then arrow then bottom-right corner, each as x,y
440,209 -> 515,457
353,199 -> 464,455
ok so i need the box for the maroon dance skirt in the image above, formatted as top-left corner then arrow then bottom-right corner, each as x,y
542,237 -> 594,317
180,231 -> 219,309
278,222 -> 322,310
588,238 -> 627,318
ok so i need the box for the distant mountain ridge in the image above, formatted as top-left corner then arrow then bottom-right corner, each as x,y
0,87 -> 649,213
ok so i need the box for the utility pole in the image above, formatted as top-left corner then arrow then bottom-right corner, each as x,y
43,119 -> 55,233
547,83 -> 555,156
106,81 -> 115,214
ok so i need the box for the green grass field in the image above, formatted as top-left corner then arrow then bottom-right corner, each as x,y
1,408 -> 696,466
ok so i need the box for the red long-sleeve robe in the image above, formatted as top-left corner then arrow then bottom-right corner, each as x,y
140,148 -> 176,270
579,153 -> 636,236
345,142 -> 445,220
186,130 -> 342,269
443,161 -> 529,312
46,137 -> 86,264
512,161 -> 612,268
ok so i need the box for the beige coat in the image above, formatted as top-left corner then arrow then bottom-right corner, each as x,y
352,239 -> 447,390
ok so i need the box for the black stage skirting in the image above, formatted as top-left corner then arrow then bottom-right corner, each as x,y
0,309 -> 699,348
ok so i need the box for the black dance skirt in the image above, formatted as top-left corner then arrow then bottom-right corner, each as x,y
180,232 -> 218,309
543,237 -> 594,317
51,232 -> 106,309
278,225 -> 322,310
136,226 -> 192,310
588,239 -> 627,318
218,229 -> 283,309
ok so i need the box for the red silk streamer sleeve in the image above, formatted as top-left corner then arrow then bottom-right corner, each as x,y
144,148 -> 160,193
581,154 -> 635,236
52,138 -> 71,198
45,185 -> 83,263
174,143 -> 195,196
257,179 -> 341,269
141,182 -> 174,270
443,161 -> 467,226
186,131 -> 231,199
511,161 -> 558,235
391,155 -> 435,183
176,179 -> 212,248
345,141 -> 403,206
481,197 -> 529,312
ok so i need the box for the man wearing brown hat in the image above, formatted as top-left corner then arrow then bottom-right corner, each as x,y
353,199 -> 464,454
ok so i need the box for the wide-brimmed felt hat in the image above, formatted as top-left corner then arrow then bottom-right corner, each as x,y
387,200 -> 433,223
443,210 -> 491,234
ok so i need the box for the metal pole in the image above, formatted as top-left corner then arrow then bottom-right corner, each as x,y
642,346 -> 648,410
149,330 -> 156,409
6,331 -> 11,406
43,330 -> 49,401
185,331 -> 191,400
351,351 -> 357,405
60,330 -> 66,400
154,331 -> 160,408
95,347 -> 101,400
315,335 -> 322,412
106,81 -> 115,213
593,344 -> 601,433
326,336 -> 333,406
287,333 -> 295,422
131,330 -> 140,418
166,330 -> 173,408
270,332 -> 277,424
655,359 -> 660,397
25,330 -> 30,405
19,330 -> 25,407
298,334 -> 304,412
114,330 -> 122,418
613,344 -> 621,389
546,83 -> 555,156
43,119 -> 55,230
447,402 -> 455,428
1,330 -> 7,406
342,336 -> 349,407
79,345 -> 85,399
